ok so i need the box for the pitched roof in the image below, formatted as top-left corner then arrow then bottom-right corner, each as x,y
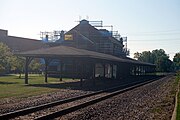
17,45 -> 155,66
0,34 -> 45,52
65,20 -> 102,43
65,20 -> 122,46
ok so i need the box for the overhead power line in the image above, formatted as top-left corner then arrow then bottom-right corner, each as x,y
125,29 -> 180,36
129,38 -> 180,41
127,33 -> 180,36
126,29 -> 180,34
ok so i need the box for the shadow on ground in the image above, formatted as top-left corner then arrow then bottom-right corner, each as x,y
0,81 -> 19,84
27,75 -> 162,92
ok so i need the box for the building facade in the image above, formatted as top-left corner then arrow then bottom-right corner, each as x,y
46,20 -> 128,57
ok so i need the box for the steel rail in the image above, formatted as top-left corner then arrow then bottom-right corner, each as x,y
35,76 -> 165,120
0,76 -> 163,119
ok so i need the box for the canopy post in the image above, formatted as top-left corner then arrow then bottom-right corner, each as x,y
92,62 -> 96,86
103,64 -> 106,78
59,59 -> 63,81
111,64 -> 113,79
25,57 -> 33,84
44,58 -> 52,83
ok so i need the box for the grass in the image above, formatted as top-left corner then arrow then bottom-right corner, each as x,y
177,91 -> 180,120
176,71 -> 180,120
148,72 -> 179,119
0,74 -> 78,99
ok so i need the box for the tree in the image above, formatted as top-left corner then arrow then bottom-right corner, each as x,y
155,56 -> 173,72
0,42 -> 42,76
13,56 -> 25,78
151,49 -> 168,63
151,49 -> 170,71
134,49 -> 173,72
134,52 -> 141,60
134,51 -> 153,63
0,42 -> 15,73
139,51 -> 153,63
0,42 -> 26,76
29,58 -> 42,72
173,52 -> 180,71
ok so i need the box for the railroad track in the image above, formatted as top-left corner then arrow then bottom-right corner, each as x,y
0,76 -> 164,120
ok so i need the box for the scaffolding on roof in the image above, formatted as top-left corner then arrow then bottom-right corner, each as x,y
40,30 -> 66,42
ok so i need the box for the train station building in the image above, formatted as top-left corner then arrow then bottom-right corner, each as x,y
0,20 -> 155,84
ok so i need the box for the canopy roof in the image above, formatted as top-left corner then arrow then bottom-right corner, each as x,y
16,45 -> 155,66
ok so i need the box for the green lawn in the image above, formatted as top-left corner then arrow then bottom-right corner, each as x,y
177,91 -> 180,120
176,71 -> 180,120
0,74 -> 78,99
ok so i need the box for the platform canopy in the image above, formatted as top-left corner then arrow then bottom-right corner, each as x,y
16,45 -> 155,84
16,45 -> 154,66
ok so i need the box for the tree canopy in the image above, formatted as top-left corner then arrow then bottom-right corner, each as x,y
0,42 -> 15,73
0,42 -> 42,75
173,52 -> 180,71
134,49 -> 173,72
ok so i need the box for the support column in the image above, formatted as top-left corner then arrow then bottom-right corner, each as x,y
44,58 -> 51,83
103,64 -> 106,78
116,63 -> 122,79
143,66 -> 145,75
93,63 -> 96,78
59,60 -> 63,81
111,64 -> 113,79
134,66 -> 137,75
25,57 -> 33,84
92,63 -> 96,86
139,66 -> 142,75
138,66 -> 140,75
45,60 -> 48,83
80,78 -> 83,87
142,66 -> 144,75
79,60 -> 83,87
25,57 -> 28,84
145,66 -> 147,75
72,59 -> 76,80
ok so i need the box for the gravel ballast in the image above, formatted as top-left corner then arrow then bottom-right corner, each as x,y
0,76 -> 155,115
59,76 -> 176,120
0,76 -> 176,120
0,89 -> 93,114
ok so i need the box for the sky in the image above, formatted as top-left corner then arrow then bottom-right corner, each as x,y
0,0 -> 180,60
